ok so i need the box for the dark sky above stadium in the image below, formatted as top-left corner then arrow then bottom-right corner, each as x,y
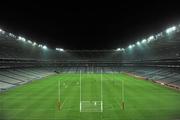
1,3 -> 180,50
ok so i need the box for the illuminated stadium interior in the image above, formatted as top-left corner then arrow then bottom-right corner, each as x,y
0,6 -> 180,120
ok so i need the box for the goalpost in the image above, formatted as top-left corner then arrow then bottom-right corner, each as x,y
80,69 -> 103,112
121,77 -> 125,110
57,79 -> 61,111
80,70 -> 82,112
100,69 -> 103,112
112,71 -> 125,110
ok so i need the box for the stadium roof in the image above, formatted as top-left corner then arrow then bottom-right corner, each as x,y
1,23 -> 180,53
1,6 -> 180,50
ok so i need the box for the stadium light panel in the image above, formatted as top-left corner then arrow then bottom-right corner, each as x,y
38,44 -> 43,47
166,26 -> 176,34
27,40 -> 32,44
128,44 -> 135,49
121,48 -> 125,51
136,41 -> 141,46
32,42 -> 37,46
56,48 -> 64,52
0,29 -> 5,34
128,45 -> 132,49
116,48 -> 121,51
18,36 -> 26,42
9,33 -> 16,38
116,48 -> 125,52
42,45 -> 47,49
60,48 -> 64,51
147,36 -> 154,42
155,32 -> 163,39
141,39 -> 147,44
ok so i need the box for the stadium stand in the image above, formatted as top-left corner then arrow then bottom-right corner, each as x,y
120,67 -> 180,89
0,68 -> 54,91
0,81 -> 15,90
0,24 -> 180,90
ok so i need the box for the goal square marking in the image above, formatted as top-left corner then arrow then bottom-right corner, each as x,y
80,101 -> 103,112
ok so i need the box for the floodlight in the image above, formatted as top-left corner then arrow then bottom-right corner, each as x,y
27,40 -> 32,44
155,32 -> 163,39
116,48 -> 121,51
147,36 -> 154,42
166,26 -> 176,34
149,36 -> 154,40
121,48 -> 125,51
141,39 -> 147,44
116,48 -> 125,52
9,33 -> 16,38
0,29 -> 5,34
56,48 -> 64,51
18,36 -> 26,42
32,42 -> 37,46
60,48 -> 64,51
136,41 -> 141,46
42,45 -> 47,49
128,45 -> 133,49
38,44 -> 43,47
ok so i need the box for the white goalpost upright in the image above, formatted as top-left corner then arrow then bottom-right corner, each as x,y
57,79 -> 61,111
100,69 -> 103,112
122,78 -> 124,102
58,80 -> 61,101
121,77 -> 125,110
80,70 -> 82,112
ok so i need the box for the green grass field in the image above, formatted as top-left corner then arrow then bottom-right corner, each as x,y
1,73 -> 180,120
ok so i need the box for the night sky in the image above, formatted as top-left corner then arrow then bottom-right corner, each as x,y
1,4 -> 180,50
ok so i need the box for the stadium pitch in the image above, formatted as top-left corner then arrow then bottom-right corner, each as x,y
0,73 -> 180,120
